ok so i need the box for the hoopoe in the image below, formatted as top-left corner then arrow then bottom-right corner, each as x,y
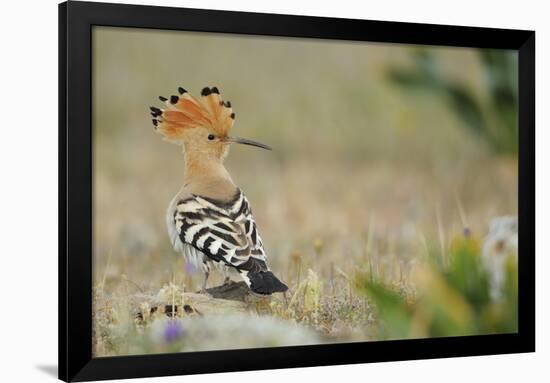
150,86 -> 288,295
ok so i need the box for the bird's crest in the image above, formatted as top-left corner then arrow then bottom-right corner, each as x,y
150,86 -> 235,142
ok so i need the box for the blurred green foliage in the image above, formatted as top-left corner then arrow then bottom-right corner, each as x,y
387,48 -> 518,154
357,235 -> 518,339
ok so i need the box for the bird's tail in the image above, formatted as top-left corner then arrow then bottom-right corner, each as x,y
241,270 -> 288,295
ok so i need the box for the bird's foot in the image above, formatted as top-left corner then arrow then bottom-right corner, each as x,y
221,279 -> 238,288
197,288 -> 212,298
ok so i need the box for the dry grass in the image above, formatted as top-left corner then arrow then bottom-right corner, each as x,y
92,156 -> 516,356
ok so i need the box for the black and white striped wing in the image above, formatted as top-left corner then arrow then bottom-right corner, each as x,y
173,190 -> 268,274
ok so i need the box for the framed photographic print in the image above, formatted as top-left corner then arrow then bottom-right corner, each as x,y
59,1 -> 535,381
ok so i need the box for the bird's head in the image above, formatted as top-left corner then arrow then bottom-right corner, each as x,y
150,86 -> 271,161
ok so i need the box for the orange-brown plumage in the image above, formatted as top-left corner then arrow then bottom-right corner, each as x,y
151,87 -> 234,143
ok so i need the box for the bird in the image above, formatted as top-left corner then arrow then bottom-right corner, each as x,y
150,86 -> 288,295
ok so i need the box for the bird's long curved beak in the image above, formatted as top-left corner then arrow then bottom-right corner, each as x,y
225,136 -> 272,151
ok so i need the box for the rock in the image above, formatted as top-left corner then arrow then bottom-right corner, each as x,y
130,291 -> 251,319
180,292 -> 250,315
206,281 -> 251,301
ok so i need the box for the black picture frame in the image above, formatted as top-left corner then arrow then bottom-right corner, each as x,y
59,1 -> 535,381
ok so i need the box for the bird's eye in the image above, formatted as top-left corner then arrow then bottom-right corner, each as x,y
208,134 -> 215,141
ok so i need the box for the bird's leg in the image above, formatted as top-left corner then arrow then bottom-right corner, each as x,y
199,269 -> 210,294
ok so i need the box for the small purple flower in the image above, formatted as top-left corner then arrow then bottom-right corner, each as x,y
164,320 -> 185,343
184,262 -> 196,275
463,227 -> 471,238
